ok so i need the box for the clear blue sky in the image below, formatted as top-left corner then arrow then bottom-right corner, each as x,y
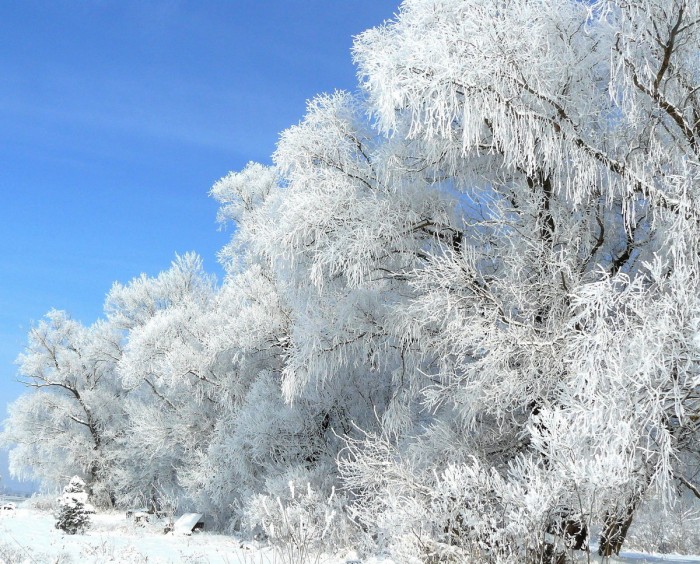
0,0 -> 401,493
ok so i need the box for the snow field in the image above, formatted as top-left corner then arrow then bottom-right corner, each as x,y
0,507 -> 386,564
3,506 -> 700,564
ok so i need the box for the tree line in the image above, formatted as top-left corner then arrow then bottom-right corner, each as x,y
3,0 -> 700,561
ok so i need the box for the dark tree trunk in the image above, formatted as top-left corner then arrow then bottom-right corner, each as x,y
598,499 -> 638,557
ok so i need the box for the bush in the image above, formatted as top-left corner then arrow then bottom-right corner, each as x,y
55,476 -> 91,535
245,466 -> 355,563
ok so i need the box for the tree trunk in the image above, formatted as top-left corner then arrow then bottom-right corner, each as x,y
598,499 -> 638,557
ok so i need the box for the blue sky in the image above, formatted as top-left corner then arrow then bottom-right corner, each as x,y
0,0 -> 401,492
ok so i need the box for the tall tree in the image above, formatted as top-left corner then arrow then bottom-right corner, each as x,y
338,0 -> 700,559
1,311 -> 125,505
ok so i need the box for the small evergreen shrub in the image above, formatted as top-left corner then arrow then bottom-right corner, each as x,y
55,476 -> 91,535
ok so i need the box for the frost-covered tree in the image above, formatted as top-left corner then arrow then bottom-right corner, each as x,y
3,0 -> 700,561
336,0 -> 700,559
211,0 -> 700,559
200,1 -> 700,557
1,310 -> 125,506
105,254 -> 224,512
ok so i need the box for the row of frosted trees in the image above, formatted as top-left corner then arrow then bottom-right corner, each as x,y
4,0 -> 700,561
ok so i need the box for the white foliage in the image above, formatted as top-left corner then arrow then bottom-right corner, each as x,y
4,1 -> 700,560
246,466 -> 353,558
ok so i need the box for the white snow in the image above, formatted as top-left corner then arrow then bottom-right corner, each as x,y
614,554 -> 700,563
2,504 -> 700,564
0,504 -> 394,564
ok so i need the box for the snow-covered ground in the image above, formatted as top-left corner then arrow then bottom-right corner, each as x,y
1,503 -> 699,564
616,554 -> 700,563
0,505 -> 377,564
1,507 -> 246,563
